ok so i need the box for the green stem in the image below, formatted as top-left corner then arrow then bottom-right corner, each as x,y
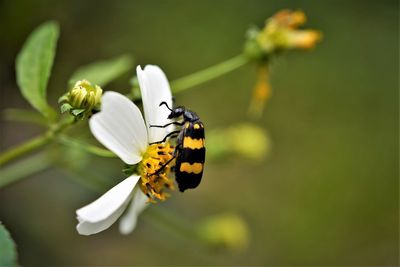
0,115 -> 74,166
171,54 -> 249,93
0,134 -> 52,167
0,151 -> 53,187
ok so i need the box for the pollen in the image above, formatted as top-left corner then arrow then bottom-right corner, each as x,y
138,142 -> 175,202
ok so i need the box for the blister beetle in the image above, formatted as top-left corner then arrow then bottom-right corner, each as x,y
150,102 -> 205,192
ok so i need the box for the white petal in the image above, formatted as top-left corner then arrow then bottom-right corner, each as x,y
137,65 -> 174,143
76,175 -> 140,235
89,91 -> 148,165
119,188 -> 148,235
77,200 -> 129,235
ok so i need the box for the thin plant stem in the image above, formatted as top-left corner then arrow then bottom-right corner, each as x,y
0,115 -> 74,166
0,134 -> 52,167
0,151 -> 53,187
171,54 -> 249,93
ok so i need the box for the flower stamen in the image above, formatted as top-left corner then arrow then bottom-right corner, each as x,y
138,142 -> 175,202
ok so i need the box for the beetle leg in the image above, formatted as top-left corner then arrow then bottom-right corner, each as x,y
149,130 -> 181,145
149,121 -> 185,128
150,157 -> 175,177
150,143 -> 182,177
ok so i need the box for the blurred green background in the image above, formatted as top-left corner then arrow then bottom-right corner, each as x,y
0,0 -> 398,265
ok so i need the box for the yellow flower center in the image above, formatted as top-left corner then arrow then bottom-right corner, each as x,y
138,142 -> 175,202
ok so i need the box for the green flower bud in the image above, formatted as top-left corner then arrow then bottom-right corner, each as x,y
197,213 -> 249,251
59,80 -> 103,118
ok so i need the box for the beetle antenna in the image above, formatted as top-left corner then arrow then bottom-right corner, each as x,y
159,101 -> 173,112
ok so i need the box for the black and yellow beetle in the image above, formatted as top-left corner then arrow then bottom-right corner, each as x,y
150,102 -> 205,192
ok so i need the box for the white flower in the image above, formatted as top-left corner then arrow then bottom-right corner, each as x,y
76,65 -> 175,235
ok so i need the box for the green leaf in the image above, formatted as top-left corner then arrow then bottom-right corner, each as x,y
16,21 -> 59,120
69,54 -> 134,87
0,223 -> 17,266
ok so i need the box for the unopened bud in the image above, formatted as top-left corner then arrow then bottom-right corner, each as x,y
59,80 -> 103,118
244,27 -> 267,61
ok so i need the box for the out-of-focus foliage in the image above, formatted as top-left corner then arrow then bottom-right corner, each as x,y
207,123 -> 270,160
0,152 -> 52,188
0,223 -> 17,266
68,55 -> 134,88
197,213 -> 249,251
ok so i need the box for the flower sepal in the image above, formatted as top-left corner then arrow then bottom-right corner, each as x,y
243,27 -> 268,62
122,164 -> 138,176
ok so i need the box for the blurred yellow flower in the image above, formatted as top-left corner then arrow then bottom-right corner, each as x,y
197,213 -> 249,251
257,9 -> 322,53
285,30 -> 322,49
273,9 -> 306,28
206,122 -> 271,161
248,66 -> 272,118
244,9 -> 322,118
